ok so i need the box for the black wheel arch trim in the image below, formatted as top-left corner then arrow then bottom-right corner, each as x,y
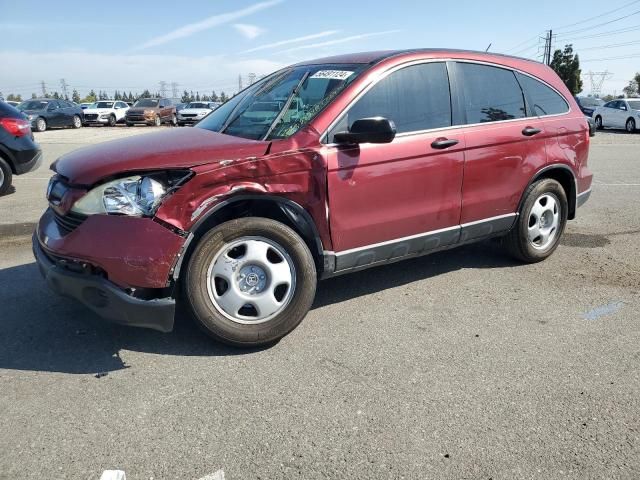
519,163 -> 578,220
0,143 -> 16,172
171,194 -> 325,281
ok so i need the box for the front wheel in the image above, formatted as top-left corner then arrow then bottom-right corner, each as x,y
107,114 -> 116,127
35,117 -> 47,132
171,114 -> 177,126
0,157 -> 13,196
626,118 -> 636,133
72,115 -> 82,129
503,178 -> 568,263
594,115 -> 603,130
185,218 -> 317,347
153,115 -> 161,127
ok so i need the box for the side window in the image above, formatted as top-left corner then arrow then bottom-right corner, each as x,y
332,62 -> 451,139
457,63 -> 526,123
604,101 -> 616,109
517,73 -> 569,116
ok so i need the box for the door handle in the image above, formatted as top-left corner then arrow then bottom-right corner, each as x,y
522,127 -> 542,136
431,138 -> 459,149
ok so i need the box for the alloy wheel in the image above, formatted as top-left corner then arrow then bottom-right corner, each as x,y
206,236 -> 296,324
627,119 -> 635,133
527,193 -> 561,250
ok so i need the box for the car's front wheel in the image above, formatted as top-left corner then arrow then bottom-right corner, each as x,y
185,218 -> 317,347
35,117 -> 47,132
504,178 -> 568,263
594,115 -> 603,130
626,118 -> 636,133
0,157 -> 13,196
154,115 -> 161,127
107,114 -> 116,127
171,114 -> 177,126
72,115 -> 82,129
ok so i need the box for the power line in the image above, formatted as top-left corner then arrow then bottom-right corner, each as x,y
581,52 -> 640,61
503,34 -> 544,53
554,9 -> 640,36
558,23 -> 640,41
553,0 -> 640,30
579,39 -> 640,50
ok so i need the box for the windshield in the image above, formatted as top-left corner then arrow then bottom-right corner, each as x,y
197,63 -> 365,140
18,100 -> 48,111
578,97 -> 604,107
188,102 -> 210,109
627,100 -> 640,110
95,101 -> 114,108
135,99 -> 159,107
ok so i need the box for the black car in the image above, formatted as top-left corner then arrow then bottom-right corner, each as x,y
575,96 -> 605,117
17,98 -> 84,132
0,102 -> 42,195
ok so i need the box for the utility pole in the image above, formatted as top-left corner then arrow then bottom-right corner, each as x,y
159,81 -> 167,97
59,79 -> 69,99
238,74 -> 243,91
542,30 -> 553,66
171,82 -> 179,98
40,80 -> 47,97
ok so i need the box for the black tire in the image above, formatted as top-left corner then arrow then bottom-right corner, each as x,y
177,122 -> 185,127
594,115 -> 603,130
0,157 -> 12,196
171,114 -> 177,126
35,117 -> 47,132
154,115 -> 161,127
504,178 -> 568,263
126,122 -> 133,127
626,118 -> 636,133
185,217 -> 317,347
108,114 -> 116,127
72,115 -> 82,129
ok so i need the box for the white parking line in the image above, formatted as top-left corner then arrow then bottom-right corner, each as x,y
100,471 -> 126,480
197,469 -> 225,480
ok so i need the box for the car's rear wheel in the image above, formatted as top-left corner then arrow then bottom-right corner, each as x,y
185,217 -> 317,347
0,157 -> 12,196
108,114 -> 116,127
594,115 -> 603,130
504,178 -> 568,263
626,118 -> 636,133
154,115 -> 161,127
72,115 -> 82,128
35,117 -> 47,132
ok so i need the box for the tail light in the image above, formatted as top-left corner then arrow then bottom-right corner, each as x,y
0,117 -> 31,137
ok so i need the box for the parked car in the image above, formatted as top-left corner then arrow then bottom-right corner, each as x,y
593,99 -> 640,133
0,102 -> 42,195
83,100 -> 130,126
125,98 -> 177,126
80,102 -> 95,110
177,101 -> 218,126
18,98 -> 83,132
34,49 -> 593,346
574,96 -> 604,117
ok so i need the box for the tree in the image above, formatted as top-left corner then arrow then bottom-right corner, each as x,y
622,72 -> 640,97
196,92 -> 201,101
52,92 -> 60,99
181,89 -> 191,103
550,44 -> 583,95
72,89 -> 81,103
141,89 -> 152,98
211,90 -> 219,102
6,93 -> 22,102
219,91 -> 228,103
31,93 -> 37,99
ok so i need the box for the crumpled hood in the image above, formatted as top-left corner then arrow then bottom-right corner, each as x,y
53,127 -> 270,185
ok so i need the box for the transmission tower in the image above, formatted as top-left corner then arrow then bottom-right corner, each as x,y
159,81 -> 167,97
248,73 -> 257,86
40,80 -> 47,97
60,79 -> 69,99
171,82 -> 179,98
238,74 -> 243,91
587,71 -> 613,97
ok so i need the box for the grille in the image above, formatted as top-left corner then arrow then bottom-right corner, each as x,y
181,114 -> 197,118
53,209 -> 87,234
84,114 -> 98,121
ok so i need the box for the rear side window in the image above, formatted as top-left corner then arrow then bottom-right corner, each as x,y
516,73 -> 569,116
457,63 -> 526,123
343,62 -> 452,135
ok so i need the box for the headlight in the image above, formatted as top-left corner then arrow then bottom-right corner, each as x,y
71,171 -> 191,216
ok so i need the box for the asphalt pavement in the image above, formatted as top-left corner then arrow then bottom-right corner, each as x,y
0,126 -> 638,479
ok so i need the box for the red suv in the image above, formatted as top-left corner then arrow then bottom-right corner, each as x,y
34,50 -> 593,346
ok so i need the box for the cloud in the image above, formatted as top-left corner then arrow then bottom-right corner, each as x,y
132,0 -> 282,51
278,30 -> 401,54
233,23 -> 265,40
0,50 -> 285,98
240,30 -> 339,54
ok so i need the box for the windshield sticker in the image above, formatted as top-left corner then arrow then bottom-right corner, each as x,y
310,70 -> 354,81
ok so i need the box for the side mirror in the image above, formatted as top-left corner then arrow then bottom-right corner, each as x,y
334,117 -> 396,144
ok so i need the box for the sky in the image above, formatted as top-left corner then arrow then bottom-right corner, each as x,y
1,0 -> 639,100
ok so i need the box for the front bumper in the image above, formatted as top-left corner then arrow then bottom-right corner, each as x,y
178,116 -> 203,124
33,234 -> 175,332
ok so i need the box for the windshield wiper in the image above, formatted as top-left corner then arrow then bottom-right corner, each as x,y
262,71 -> 310,141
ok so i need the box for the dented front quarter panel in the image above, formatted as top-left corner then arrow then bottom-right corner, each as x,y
155,128 -> 332,250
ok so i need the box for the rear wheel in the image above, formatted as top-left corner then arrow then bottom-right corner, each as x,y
504,178 -> 568,263
0,157 -> 12,196
594,115 -> 603,130
72,115 -> 82,128
35,117 -> 47,132
185,217 -> 317,347
626,118 -> 636,133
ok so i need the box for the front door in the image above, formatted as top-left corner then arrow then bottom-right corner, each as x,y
325,61 -> 464,271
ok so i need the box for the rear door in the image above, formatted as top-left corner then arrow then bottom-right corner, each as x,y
47,101 -> 64,127
325,61 -> 465,268
453,62 -> 548,240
